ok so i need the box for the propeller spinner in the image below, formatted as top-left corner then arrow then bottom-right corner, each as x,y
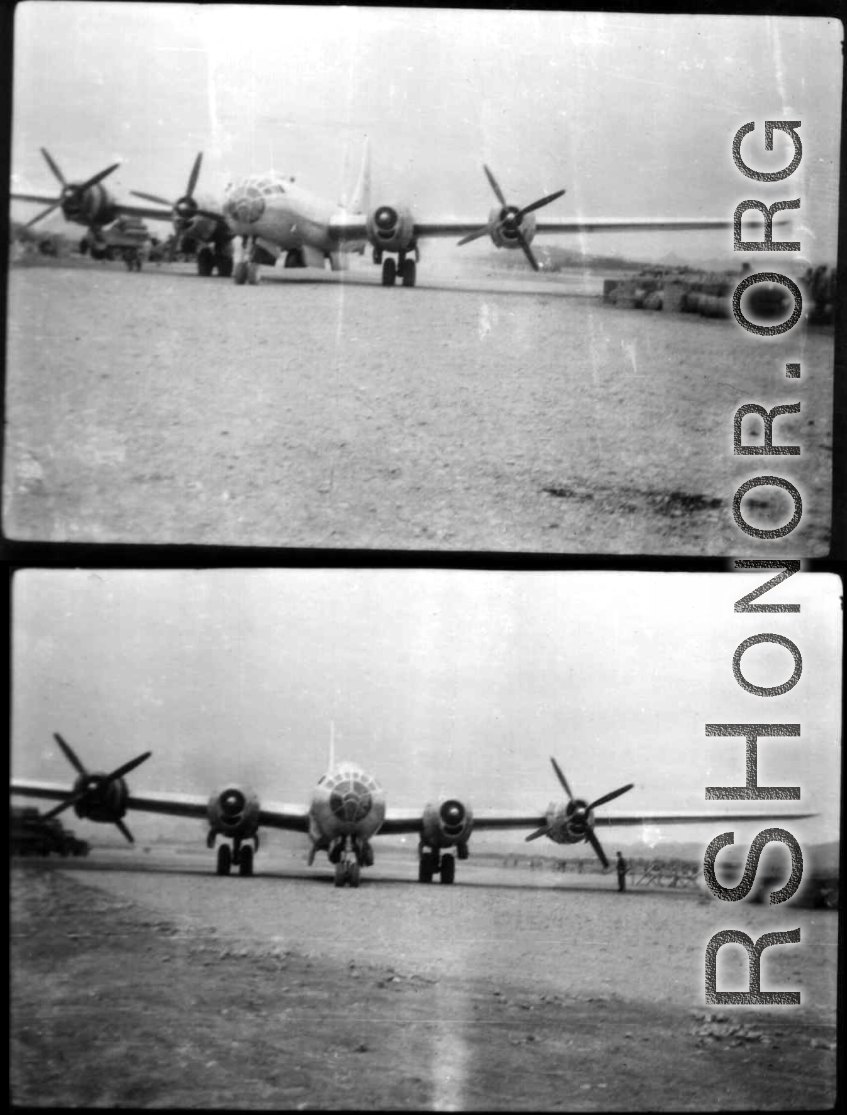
525,757 -> 633,869
25,148 -> 120,228
457,165 -> 565,271
42,732 -> 151,843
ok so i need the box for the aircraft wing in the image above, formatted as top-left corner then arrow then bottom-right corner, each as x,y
329,213 -> 735,244
11,778 -> 76,803
12,192 -> 61,206
375,805 -> 813,837
11,779 -> 311,831
11,194 -> 174,224
127,791 -> 310,833
592,809 -> 817,826
111,202 -> 175,223
377,808 -> 548,836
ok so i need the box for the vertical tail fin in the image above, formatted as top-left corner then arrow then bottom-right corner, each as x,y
348,136 -> 371,214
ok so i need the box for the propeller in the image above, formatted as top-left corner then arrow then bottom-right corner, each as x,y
26,148 -> 120,227
525,757 -> 633,869
131,153 -> 220,258
42,732 -> 152,843
457,165 -> 565,271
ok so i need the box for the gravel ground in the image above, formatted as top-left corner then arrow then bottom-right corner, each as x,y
4,260 -> 833,553
11,857 -> 836,1109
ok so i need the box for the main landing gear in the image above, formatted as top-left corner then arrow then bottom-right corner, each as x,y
374,247 -> 418,288
197,245 -> 234,278
418,846 -> 456,884
210,833 -> 258,877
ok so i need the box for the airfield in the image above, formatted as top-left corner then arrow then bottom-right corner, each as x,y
11,843 -> 837,1109
4,256 -> 833,553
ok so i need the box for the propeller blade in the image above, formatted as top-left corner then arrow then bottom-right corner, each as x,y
524,825 -> 550,842
550,757 -> 574,801
40,147 -> 66,185
483,164 -> 507,207
42,798 -> 76,821
588,783 -> 634,811
516,228 -> 540,271
130,189 -> 173,207
79,162 -> 120,192
516,188 -> 566,221
457,226 -> 489,247
25,202 -> 60,228
586,828 -> 610,870
186,152 -> 203,198
114,819 -> 135,844
103,750 -> 152,784
54,732 -> 88,777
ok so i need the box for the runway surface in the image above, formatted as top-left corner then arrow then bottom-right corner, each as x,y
42,845 -> 837,1016
5,259 -> 833,553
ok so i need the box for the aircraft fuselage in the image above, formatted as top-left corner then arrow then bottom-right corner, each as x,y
223,173 -> 348,254
308,761 -> 386,845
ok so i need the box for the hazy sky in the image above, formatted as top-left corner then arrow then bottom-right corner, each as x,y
10,4 -> 842,264
11,569 -> 841,849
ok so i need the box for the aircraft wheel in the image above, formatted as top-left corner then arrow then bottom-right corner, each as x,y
402,259 -> 416,287
348,863 -> 361,888
334,863 -> 346,888
239,845 -> 254,877
217,255 -> 233,278
217,844 -> 232,876
381,257 -> 396,287
233,261 -> 248,285
418,853 -> 434,883
197,247 -> 215,277
440,853 -> 455,885
247,262 -> 260,285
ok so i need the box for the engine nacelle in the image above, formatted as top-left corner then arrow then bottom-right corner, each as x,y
366,204 -> 416,252
207,786 -> 260,839
421,799 -> 474,849
542,800 -> 595,845
72,773 -> 129,822
488,206 -> 538,250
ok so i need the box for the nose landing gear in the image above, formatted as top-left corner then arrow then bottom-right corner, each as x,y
329,836 -> 367,888
233,236 -> 262,285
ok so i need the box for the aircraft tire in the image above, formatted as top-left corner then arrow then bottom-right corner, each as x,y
440,853 -> 455,885
334,863 -> 346,888
247,262 -> 260,285
197,247 -> 215,277
233,262 -> 248,285
348,862 -> 361,888
402,259 -> 416,288
382,257 -> 396,287
418,853 -> 434,883
217,255 -> 233,278
238,845 -> 254,877
217,844 -> 232,876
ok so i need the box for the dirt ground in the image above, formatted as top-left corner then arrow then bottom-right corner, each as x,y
10,858 -> 837,1110
4,259 -> 833,554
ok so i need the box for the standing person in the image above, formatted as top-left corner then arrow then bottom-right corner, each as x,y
616,850 -> 628,892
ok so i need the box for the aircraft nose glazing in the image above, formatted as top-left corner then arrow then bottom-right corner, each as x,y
223,185 -> 265,225
329,780 -> 373,823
